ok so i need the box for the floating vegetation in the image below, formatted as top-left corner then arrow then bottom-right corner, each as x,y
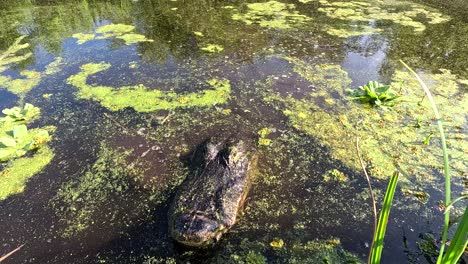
51,144 -> 139,237
0,104 -> 51,162
72,23 -> 153,45
323,169 -> 349,183
348,81 -> 400,107
44,57 -> 64,75
67,62 -> 231,112
0,103 -> 40,123
0,37 -> 64,97
325,25 -> 383,38
401,187 -> 430,204
200,44 -> 224,53
263,57 -> 467,189
214,236 -> 361,263
231,1 -> 311,30
0,104 -> 54,200
257,127 -> 272,146
0,146 -> 54,200
0,124 -> 50,161
316,0 -> 451,37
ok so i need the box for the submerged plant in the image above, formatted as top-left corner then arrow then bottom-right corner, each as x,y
348,81 -> 399,106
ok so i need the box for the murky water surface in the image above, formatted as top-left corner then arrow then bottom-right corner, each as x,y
0,0 -> 467,263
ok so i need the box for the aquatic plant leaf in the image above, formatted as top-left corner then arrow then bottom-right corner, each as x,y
0,149 -> 15,160
13,125 -> 28,139
370,172 -> 399,264
1,103 -> 41,122
348,81 -> 399,106
441,207 -> 468,264
0,137 -> 16,147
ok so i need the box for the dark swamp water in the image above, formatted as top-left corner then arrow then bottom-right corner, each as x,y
0,0 -> 467,263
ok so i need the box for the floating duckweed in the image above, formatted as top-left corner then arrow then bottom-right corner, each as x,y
72,33 -> 95,44
401,188 -> 430,204
278,55 -> 351,98
0,104 -> 54,200
264,57 -> 467,188
325,25 -> 383,38
270,238 -> 285,248
0,146 -> 54,200
0,37 -> 64,97
96,23 -> 135,35
231,1 -> 311,30
52,144 -> 134,237
257,127 -> 272,146
317,0 -> 450,37
200,44 -> 224,53
67,62 -> 231,112
2,70 -> 42,95
72,23 -> 153,45
44,57 -> 64,75
323,169 -> 348,183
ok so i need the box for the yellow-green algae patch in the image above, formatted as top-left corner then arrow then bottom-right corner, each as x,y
316,0 -> 450,37
231,1 -> 311,30
67,62 -> 231,112
0,104 -> 55,200
72,23 -> 153,45
263,57 -> 467,190
52,144 -> 133,237
0,37 -> 65,97
0,146 -> 54,200
200,44 -> 224,53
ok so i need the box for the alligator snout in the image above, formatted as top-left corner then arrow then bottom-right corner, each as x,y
171,211 -> 224,247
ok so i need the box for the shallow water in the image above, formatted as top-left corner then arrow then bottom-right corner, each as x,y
0,0 -> 467,263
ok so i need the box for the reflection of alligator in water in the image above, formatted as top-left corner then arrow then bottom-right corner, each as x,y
169,138 -> 257,247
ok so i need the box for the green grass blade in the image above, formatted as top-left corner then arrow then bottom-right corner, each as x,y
441,208 -> 468,264
369,171 -> 399,264
399,60 -> 452,264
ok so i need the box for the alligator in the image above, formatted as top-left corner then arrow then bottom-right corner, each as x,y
169,138 -> 257,247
